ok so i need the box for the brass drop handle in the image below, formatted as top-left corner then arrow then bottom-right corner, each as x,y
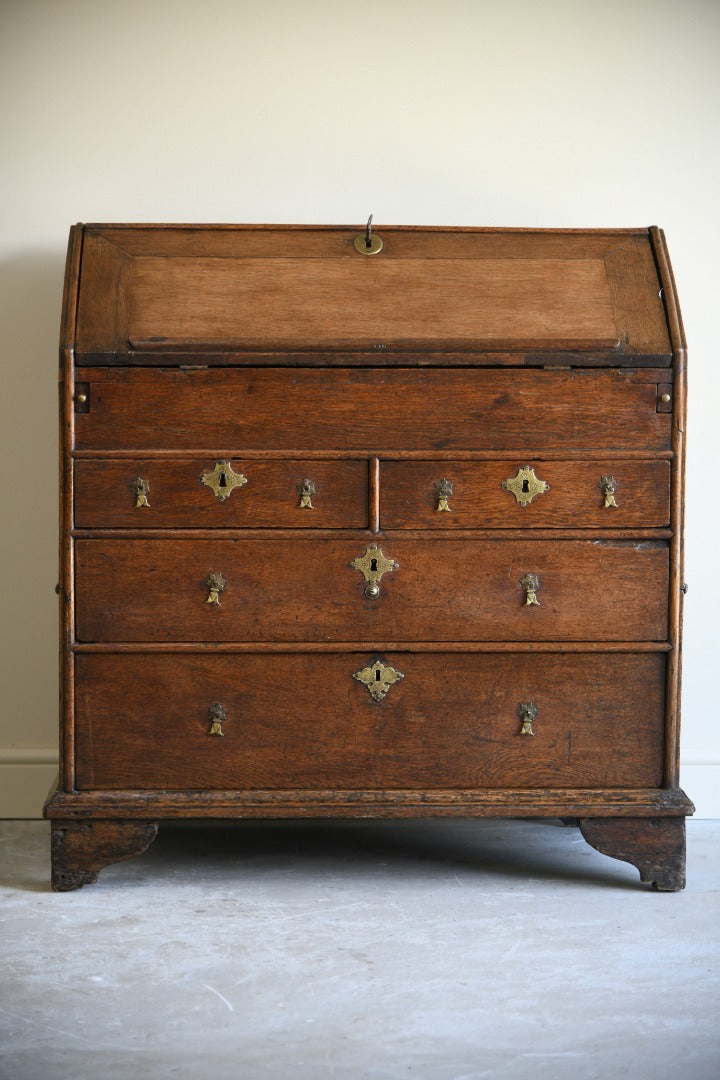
518,702 -> 537,736
131,477 -> 150,509
207,703 -> 227,736
600,475 -> 619,509
205,572 -> 226,605
297,478 -> 316,509
351,544 -> 399,599
520,573 -> 541,607
435,478 -> 453,512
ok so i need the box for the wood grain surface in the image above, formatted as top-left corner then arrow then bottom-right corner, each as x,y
74,367 -> 672,452
74,458 -> 368,529
73,226 -> 670,359
380,458 -> 671,529
74,538 -> 669,643
74,652 -> 665,791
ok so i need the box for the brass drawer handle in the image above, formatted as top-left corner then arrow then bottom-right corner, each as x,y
502,465 -> 549,507
131,477 -> 150,509
600,475 -> 619,508
518,702 -> 537,736
434,478 -> 453,512
201,460 -> 247,502
351,544 -> 398,599
520,573 -> 541,606
205,572 -> 226,605
297,478 -> 316,509
207,703 -> 227,736
353,660 -> 404,701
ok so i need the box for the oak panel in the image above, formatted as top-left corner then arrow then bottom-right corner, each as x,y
381,459 -> 671,529
74,458 -> 368,529
74,367 -> 672,452
74,538 -> 669,643
74,652 -> 666,791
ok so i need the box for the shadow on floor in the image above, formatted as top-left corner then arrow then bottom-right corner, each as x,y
2,818 -> 641,893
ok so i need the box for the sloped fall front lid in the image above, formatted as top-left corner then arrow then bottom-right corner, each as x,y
70,225 -> 672,363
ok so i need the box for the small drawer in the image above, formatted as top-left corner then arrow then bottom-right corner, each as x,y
74,538 -> 669,643
74,651 -> 665,791
74,458 -> 368,529
381,459 -> 671,529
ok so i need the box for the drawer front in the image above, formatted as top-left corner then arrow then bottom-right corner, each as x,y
74,652 -> 665,791
381,459 -> 671,529
74,458 -> 368,529
75,539 -> 668,643
74,367 -> 671,451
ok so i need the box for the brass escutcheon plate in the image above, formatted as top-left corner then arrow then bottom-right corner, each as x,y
353,660 -> 404,701
502,465 -> 550,507
201,460 -> 248,502
351,544 -> 398,598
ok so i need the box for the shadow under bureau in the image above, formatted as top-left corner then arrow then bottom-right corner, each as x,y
45,223 -> 693,890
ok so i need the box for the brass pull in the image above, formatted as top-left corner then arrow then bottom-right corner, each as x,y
131,477 -> 150,509
353,660 -> 404,701
435,478 -> 453,512
502,466 -> 550,507
353,214 -> 383,256
351,544 -> 398,599
600,475 -> 618,509
297,478 -> 316,509
518,702 -> 537,736
207,703 -> 226,736
205,572 -> 226,605
520,573 -> 541,607
201,460 -> 248,502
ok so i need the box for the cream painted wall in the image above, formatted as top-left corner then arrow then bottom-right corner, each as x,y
1,0 -> 718,815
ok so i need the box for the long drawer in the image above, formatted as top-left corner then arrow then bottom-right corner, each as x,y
74,538 -> 669,642
74,367 -> 672,451
74,652 -> 666,791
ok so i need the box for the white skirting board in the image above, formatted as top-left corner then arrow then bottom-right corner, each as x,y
1,753 -> 718,819
0,750 -> 58,818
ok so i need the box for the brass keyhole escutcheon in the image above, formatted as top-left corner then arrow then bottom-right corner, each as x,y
207,703 -> 227,736
520,573 -> 541,607
351,544 -> 398,599
518,702 -> 538,736
502,466 -> 550,507
353,660 -> 405,701
600,475 -> 619,509
201,460 -> 248,502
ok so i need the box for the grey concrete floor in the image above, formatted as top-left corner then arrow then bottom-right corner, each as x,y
0,819 -> 718,1080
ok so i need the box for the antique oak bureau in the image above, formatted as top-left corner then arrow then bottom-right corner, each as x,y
45,223 -> 693,890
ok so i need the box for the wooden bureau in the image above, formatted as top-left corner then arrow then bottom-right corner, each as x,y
45,223 -> 693,890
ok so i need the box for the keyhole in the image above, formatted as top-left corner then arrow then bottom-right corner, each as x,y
375,669 -> 381,681
521,477 -> 530,494
219,471 -> 227,488
370,558 -> 378,572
